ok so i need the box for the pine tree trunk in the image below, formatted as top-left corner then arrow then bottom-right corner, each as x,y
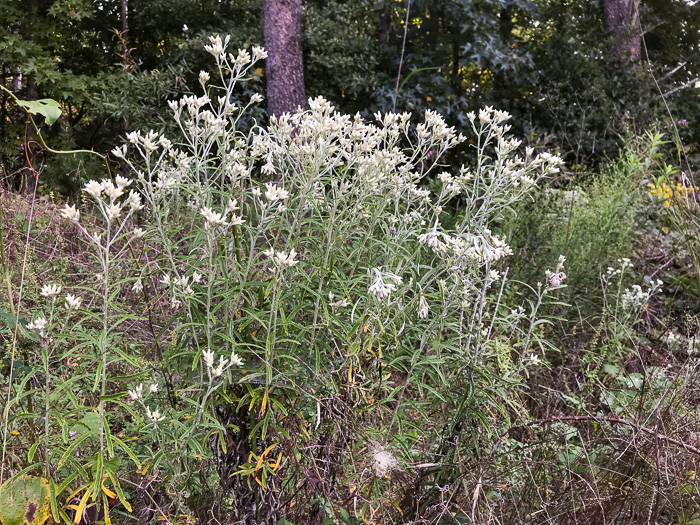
120,0 -> 131,69
120,0 -> 132,136
604,0 -> 642,61
264,0 -> 307,117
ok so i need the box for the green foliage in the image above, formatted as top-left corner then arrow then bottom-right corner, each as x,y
0,45 -> 570,523
3,0 -> 700,194
503,134 -> 661,315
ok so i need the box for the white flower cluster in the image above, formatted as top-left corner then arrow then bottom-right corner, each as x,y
417,294 -> 429,319
263,182 -> 290,205
418,224 -> 449,254
27,316 -> 48,337
450,231 -> 512,264
127,382 -> 159,401
461,231 -> 513,263
368,269 -> 403,300
128,383 -> 164,422
159,272 -> 202,309
263,248 -> 300,270
437,166 -> 474,196
201,348 -> 244,380
604,258 -> 662,311
469,106 -> 512,127
71,176 -> 143,226
65,293 -> 82,310
161,37 -> 265,150
418,223 -> 513,266
607,258 -> 634,277
200,199 -> 245,232
175,96 -> 228,138
59,204 -> 80,223
621,280 -> 662,310
258,97 -> 464,208
36,283 -> 82,316
204,35 -> 267,67
40,283 -> 62,299
328,292 -> 350,308
435,107 -> 564,221
174,275 -> 195,297
149,165 -> 184,195
111,130 -> 171,160
545,255 -> 567,288
145,406 -> 165,422
621,285 -> 651,309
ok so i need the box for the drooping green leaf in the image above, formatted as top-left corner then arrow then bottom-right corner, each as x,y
16,99 -> 62,125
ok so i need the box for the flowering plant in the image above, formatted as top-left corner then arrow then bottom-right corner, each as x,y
13,37 -> 569,523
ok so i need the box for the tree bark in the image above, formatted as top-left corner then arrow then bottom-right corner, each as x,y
264,0 -> 307,117
378,7 -> 391,50
11,67 -> 22,93
604,0 -> 642,61
120,0 -> 132,138
120,0 -> 129,63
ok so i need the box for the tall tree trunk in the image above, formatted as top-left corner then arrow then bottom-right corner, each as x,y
604,0 -> 642,61
120,0 -> 131,137
377,7 -> 391,50
120,0 -> 129,58
264,0 -> 307,117
11,67 -> 22,93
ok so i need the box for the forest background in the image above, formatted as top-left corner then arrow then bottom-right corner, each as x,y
2,0 -> 700,187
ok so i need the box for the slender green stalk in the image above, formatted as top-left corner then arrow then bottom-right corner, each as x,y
0,183 -> 37,485
99,222 -> 111,462
0,201 -> 15,315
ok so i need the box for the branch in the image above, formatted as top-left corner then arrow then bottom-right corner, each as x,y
518,415 -> 700,456
657,62 -> 687,83
658,78 -> 700,99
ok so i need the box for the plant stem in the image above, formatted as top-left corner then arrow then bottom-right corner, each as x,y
100,224 -> 111,463
0,199 -> 15,315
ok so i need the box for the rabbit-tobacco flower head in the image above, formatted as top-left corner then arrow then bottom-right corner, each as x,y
252,46 -> 268,61
64,294 -> 82,310
60,204 -> 80,223
200,207 -> 227,229
128,383 -> 144,400
368,269 -> 397,300
418,295 -> 429,319
146,407 -> 165,422
264,183 -> 290,203
264,248 -> 299,270
40,283 -> 62,299
84,180 -> 103,199
27,316 -> 48,334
